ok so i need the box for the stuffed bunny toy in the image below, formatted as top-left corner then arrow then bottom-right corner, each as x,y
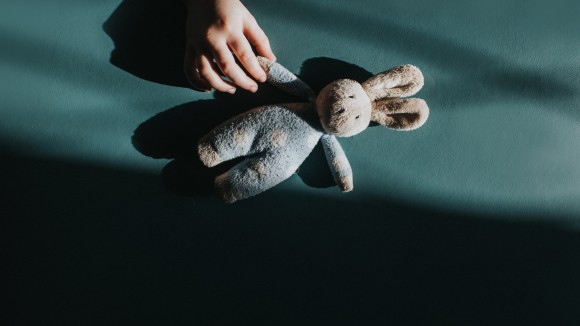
198,57 -> 429,203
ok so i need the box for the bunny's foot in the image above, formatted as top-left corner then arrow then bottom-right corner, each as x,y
337,175 -> 353,192
198,141 -> 222,167
215,172 -> 238,203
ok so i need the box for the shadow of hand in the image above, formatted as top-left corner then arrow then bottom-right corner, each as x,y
103,0 -> 189,88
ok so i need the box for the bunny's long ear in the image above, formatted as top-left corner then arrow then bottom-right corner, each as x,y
362,65 -> 424,101
371,98 -> 429,131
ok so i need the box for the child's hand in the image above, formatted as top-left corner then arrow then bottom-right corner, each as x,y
183,0 -> 276,94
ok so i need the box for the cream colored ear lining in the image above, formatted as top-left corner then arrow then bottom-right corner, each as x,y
362,65 -> 425,101
371,98 -> 429,131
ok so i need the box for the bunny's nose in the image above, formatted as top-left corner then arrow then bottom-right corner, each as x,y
336,108 -> 345,115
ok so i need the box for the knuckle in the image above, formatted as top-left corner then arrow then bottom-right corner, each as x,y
215,18 -> 236,34
199,66 -> 212,78
255,35 -> 269,47
247,17 -> 260,30
203,28 -> 217,41
204,30 -> 225,44
238,50 -> 254,62
247,14 -> 258,24
259,34 -> 270,45
215,18 -> 228,28
223,24 -> 237,35
220,61 -> 236,76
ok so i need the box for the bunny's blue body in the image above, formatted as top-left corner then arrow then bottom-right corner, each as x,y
198,102 -> 351,203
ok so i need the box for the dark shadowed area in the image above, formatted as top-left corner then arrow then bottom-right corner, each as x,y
4,149 -> 580,325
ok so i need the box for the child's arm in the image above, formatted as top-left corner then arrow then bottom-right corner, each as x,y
320,134 -> 353,192
182,0 -> 276,94
257,56 -> 316,102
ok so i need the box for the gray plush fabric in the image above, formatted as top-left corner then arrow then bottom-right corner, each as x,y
198,57 -> 428,203
257,57 -> 316,102
320,134 -> 353,191
198,103 -> 325,203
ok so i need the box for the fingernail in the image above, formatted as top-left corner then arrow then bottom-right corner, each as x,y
250,85 -> 258,93
227,88 -> 236,94
259,74 -> 267,82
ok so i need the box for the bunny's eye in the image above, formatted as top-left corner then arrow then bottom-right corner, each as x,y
355,115 -> 360,119
349,95 -> 355,98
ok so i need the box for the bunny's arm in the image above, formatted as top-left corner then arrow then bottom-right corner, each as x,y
257,56 -> 316,102
320,134 -> 353,192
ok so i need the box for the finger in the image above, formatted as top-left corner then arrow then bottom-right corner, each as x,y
184,47 -> 211,91
212,43 -> 258,92
245,21 -> 276,61
228,36 -> 267,83
198,53 -> 236,94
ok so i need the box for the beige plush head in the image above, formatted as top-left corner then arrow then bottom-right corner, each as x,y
315,64 -> 429,137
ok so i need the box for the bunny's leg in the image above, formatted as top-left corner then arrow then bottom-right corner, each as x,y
197,123 -> 255,167
214,149 -> 302,203
321,134 -> 353,192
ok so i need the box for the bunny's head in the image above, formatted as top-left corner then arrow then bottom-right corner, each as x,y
315,65 -> 429,137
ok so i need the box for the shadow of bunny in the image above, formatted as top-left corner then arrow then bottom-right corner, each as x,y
132,57 -> 375,198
